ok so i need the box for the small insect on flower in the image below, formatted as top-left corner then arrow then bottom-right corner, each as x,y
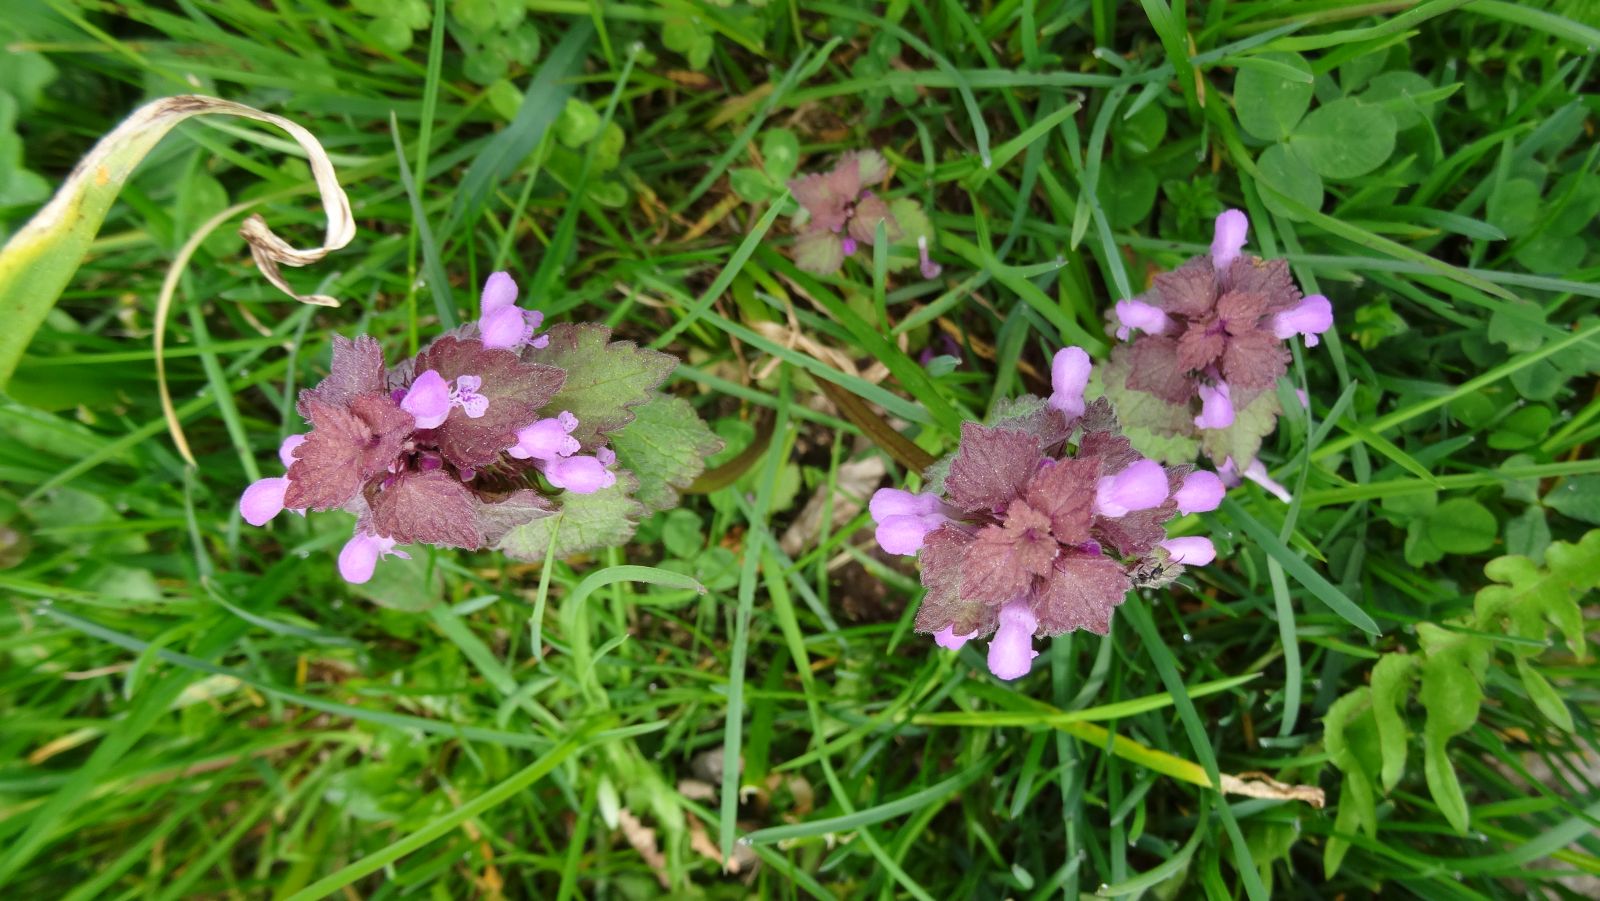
237,271 -> 697,585
868,349 -> 1225,682
1102,209 -> 1334,488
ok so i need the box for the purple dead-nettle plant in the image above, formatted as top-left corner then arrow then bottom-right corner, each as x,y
239,272 -> 722,585
869,348 -> 1226,681
1101,209 -> 1331,496
786,150 -> 937,277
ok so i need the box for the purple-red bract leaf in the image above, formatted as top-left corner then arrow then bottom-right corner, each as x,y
1220,329 -> 1290,391
527,323 -> 676,449
1217,289 -> 1270,328
298,335 -> 387,416
412,335 -> 566,469
1148,257 -> 1217,318
1176,325 -> 1226,372
959,502 -> 1057,604
1125,339 -> 1195,404
1224,257 -> 1300,312
371,470 -> 484,548
472,489 -> 557,545
988,395 -> 1073,448
1093,502 -> 1177,558
1024,457 -> 1099,545
1034,552 -> 1132,636
1078,424 -> 1144,477
914,525 -> 999,637
284,393 -> 412,511
943,423 -> 1043,513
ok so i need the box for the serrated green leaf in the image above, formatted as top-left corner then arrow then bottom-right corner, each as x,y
1474,530 -> 1600,657
1422,728 -> 1469,835
611,392 -> 723,513
1233,52 -> 1313,142
495,472 -> 645,561
529,323 -> 676,448
1515,658 -> 1574,733
1096,355 -> 1202,465
1369,653 -> 1418,792
1288,98 -> 1397,180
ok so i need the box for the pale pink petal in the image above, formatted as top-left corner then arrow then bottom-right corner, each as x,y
1272,294 -> 1334,347
868,487 -> 942,523
509,417 -> 582,461
918,236 -> 942,280
479,305 -> 531,350
1048,346 -> 1092,418
874,513 -> 945,556
1094,459 -> 1170,517
987,597 -> 1039,681
481,271 -> 518,315
545,455 -> 616,494
1194,382 -> 1235,430
239,477 -> 289,527
933,625 -> 975,650
1161,536 -> 1216,566
337,532 -> 401,584
1211,209 -> 1250,270
277,434 -> 307,469
596,446 -> 616,467
1174,470 -> 1226,515
1114,299 -> 1171,338
1242,459 -> 1293,503
401,369 -> 451,429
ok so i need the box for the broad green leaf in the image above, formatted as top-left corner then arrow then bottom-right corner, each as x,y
611,392 -> 724,513
1369,653 -> 1418,792
1233,52 -> 1313,142
1423,497 -> 1497,555
1256,142 -> 1323,221
1381,487 -> 1437,520
1488,405 -> 1553,450
1360,71 -> 1438,130
1544,475 -> 1600,525
660,509 -> 705,559
0,94 -> 355,388
350,547 -> 445,612
1422,727 -> 1469,835
1546,172 -> 1600,238
1515,658 -> 1574,733
530,323 -> 676,448
1474,530 -> 1600,656
495,472 -> 646,561
1486,299 -> 1547,353
1503,505 -> 1551,563
1322,688 -> 1378,878
1486,177 -> 1541,238
760,128 -> 800,180
1095,357 -> 1201,464
1105,164 -> 1158,228
1288,98 -> 1397,179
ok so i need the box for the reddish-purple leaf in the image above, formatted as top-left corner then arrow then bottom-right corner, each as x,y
944,423 -> 1044,513
472,489 -> 557,545
1034,552 -> 1132,636
1217,289 -> 1271,330
1148,257 -> 1217,318
959,503 -> 1057,604
1024,457 -> 1099,545
1224,257 -> 1300,313
298,335 -> 388,417
1093,502 -> 1175,557
371,469 -> 484,548
989,395 -> 1073,448
1175,325 -> 1227,373
1125,338 -> 1195,404
1220,329 -> 1289,391
1077,427 -> 1144,484
284,393 -> 411,511
915,525 -> 999,637
412,335 -> 566,469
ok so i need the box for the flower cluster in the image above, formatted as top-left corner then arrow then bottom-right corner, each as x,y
1102,210 -> 1331,482
870,349 -> 1225,680
787,150 -> 939,278
238,272 -> 718,585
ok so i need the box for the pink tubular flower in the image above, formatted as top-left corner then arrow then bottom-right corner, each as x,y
278,434 -> 307,468
1173,470 -> 1225,515
450,375 -> 488,419
1094,459 -> 1170,517
338,530 -> 410,584
477,271 -> 549,351
1194,382 -> 1235,430
482,270 -> 518,313
988,597 -> 1039,680
1211,209 -> 1249,270
1219,457 -> 1293,503
934,624 -> 976,650
918,236 -> 942,280
239,477 -> 289,526
402,370 -> 451,429
545,453 -> 617,494
1273,294 -> 1334,347
1048,346 -> 1092,418
1160,536 -> 1216,566
509,411 -> 580,461
1113,299 -> 1171,340
869,488 -> 949,556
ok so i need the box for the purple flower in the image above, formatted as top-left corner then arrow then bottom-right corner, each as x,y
1173,470 -> 1226,515
451,375 -> 488,419
1194,381 -> 1235,430
869,488 -> 949,556
1160,536 -> 1216,566
988,597 -> 1040,680
509,411 -> 581,461
278,434 -> 306,468
477,271 -> 549,351
239,477 -> 290,526
338,530 -> 411,584
401,369 -> 452,429
918,236 -> 942,280
1094,459 -> 1170,518
1272,294 -> 1334,347
1220,457 -> 1292,503
1211,208 -> 1249,270
788,151 -> 906,275
933,624 -> 976,650
545,452 -> 617,494
1048,346 -> 1092,418
1113,299 -> 1171,341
